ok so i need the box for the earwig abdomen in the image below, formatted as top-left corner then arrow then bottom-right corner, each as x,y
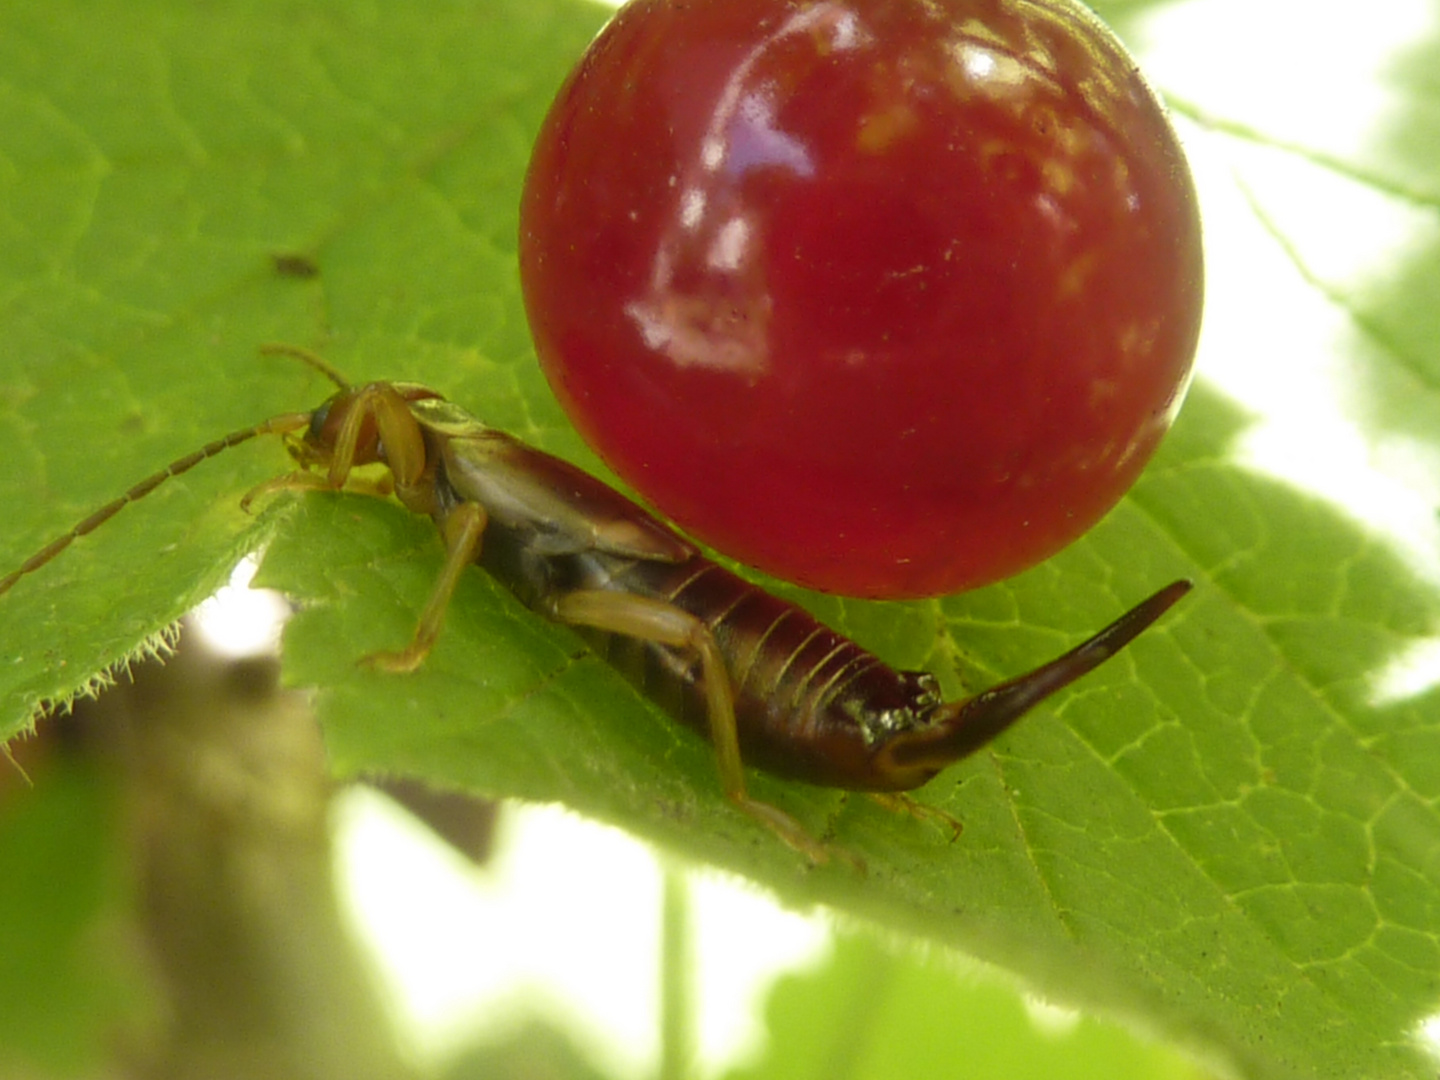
429,417 -> 1184,801
504,540 -> 948,791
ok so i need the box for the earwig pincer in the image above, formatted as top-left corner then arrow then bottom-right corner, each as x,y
1,347 -> 1190,860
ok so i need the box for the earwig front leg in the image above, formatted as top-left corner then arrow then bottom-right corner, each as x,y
549,590 -> 832,864
362,501 -> 488,674
239,469 -> 395,513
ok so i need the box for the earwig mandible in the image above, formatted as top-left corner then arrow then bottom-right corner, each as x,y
1,346 -> 1190,860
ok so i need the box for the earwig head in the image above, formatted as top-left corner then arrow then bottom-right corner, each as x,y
300,390 -> 379,465
874,581 -> 1192,787
297,382 -> 444,470
0,345 -> 414,598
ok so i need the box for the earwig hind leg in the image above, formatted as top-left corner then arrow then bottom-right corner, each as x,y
361,501 -> 488,674
549,589 -> 834,865
868,792 -> 963,842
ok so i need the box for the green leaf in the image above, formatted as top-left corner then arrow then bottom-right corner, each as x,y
1,2 -> 1438,1079
726,932 -> 1213,1080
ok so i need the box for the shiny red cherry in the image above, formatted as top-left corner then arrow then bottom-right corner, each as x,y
520,0 -> 1202,599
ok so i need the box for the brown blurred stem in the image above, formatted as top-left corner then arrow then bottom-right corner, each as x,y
67,628 -> 416,1080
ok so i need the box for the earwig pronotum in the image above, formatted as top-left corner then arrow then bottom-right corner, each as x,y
1,346 -> 1190,860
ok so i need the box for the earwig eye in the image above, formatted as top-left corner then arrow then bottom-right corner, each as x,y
308,400 -> 332,441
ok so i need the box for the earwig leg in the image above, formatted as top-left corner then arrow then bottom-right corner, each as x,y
241,470 -> 327,511
867,793 -> 963,841
240,469 -> 395,513
549,589 -> 831,864
331,384 -> 429,491
361,501 -> 488,674
549,591 -> 744,781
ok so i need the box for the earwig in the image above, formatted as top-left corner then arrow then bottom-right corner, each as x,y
1,346 -> 1190,860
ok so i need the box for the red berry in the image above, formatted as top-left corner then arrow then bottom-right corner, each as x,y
520,0 -> 1202,599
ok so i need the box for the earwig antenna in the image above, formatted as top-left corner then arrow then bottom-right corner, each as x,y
0,410 -> 314,597
259,342 -> 351,391
895,580 -> 1192,768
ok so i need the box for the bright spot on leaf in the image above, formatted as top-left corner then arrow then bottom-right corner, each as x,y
1416,1011 -> 1440,1068
1371,635 -> 1440,706
1024,996 -> 1081,1038
191,557 -> 289,658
